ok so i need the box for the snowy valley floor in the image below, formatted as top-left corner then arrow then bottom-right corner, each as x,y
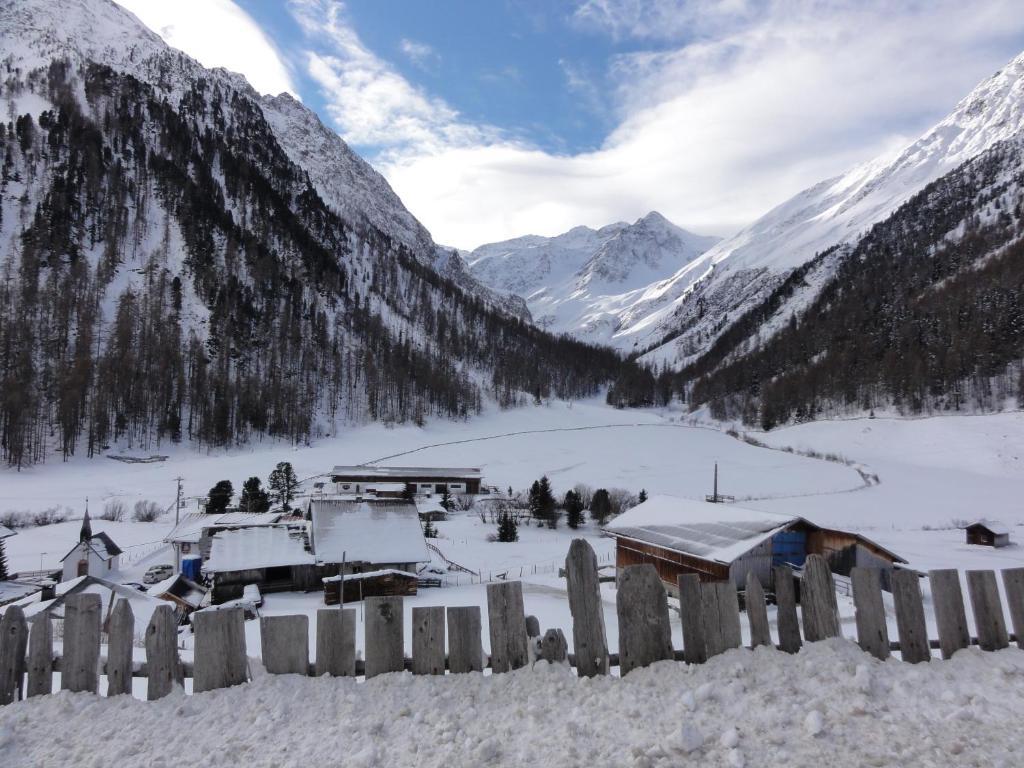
2,640 -> 1024,768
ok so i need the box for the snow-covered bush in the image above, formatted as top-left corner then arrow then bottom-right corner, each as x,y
133,500 -> 162,522
101,499 -> 127,522
0,507 -> 69,529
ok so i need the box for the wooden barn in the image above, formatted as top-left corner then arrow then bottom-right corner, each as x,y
203,526 -> 318,603
329,466 -> 484,496
604,496 -> 905,594
965,520 -> 1011,548
322,569 -> 419,604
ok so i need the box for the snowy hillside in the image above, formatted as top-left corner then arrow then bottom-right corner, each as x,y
625,49 -> 1024,366
466,212 -> 719,345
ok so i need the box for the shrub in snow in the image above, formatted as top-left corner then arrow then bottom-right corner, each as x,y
133,500 -> 162,522
101,499 -> 127,522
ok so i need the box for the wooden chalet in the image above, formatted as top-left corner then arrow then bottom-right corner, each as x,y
603,496 -> 906,594
965,520 -> 1011,548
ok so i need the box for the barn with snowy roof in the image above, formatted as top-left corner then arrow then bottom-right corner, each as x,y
603,495 -> 905,593
308,497 -> 430,575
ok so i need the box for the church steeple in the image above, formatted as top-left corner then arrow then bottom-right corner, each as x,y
80,500 -> 92,543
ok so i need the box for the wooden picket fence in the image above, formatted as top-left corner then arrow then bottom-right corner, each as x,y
2,542 -> 1024,705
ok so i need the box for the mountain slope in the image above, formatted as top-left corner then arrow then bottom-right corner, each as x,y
0,0 -> 626,467
688,134 -> 1024,424
466,212 -> 720,345
624,49 -> 1024,368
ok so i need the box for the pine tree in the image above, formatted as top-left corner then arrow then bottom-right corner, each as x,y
206,480 -> 233,515
239,477 -> 270,513
497,506 -> 518,542
440,487 -> 454,512
268,461 -> 299,511
590,488 -> 612,525
638,489 -> 648,504
528,476 -> 556,526
564,490 -> 584,529
422,519 -> 437,538
0,538 -> 8,581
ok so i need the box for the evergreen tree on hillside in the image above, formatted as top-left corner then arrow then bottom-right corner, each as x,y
206,480 -> 233,515
0,538 -> 8,581
268,461 -> 299,511
638,489 -> 648,504
240,477 -> 270,513
564,490 -> 584,530
590,488 -> 612,525
528,476 -> 556,527
497,506 -> 519,542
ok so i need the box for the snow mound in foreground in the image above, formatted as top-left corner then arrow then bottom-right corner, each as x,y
2,639 -> 1023,766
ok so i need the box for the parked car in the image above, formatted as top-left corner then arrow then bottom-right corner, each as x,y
143,564 -> 174,584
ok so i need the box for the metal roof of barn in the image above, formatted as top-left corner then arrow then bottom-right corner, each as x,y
330,466 -> 482,479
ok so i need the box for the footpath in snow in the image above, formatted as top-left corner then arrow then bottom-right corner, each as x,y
2,640 -> 1023,767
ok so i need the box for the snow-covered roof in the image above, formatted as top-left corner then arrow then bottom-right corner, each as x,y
322,569 -> 419,583
415,498 -> 448,516
604,496 -> 798,565
0,524 -> 15,539
148,574 -> 207,609
164,511 -> 286,543
331,466 -> 481,480
0,581 -> 41,605
204,526 -> 314,573
5,575 -> 164,629
58,532 -> 123,563
966,520 -> 1011,535
310,498 -> 430,565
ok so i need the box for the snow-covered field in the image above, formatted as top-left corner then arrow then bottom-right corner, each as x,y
4,641 -> 1024,767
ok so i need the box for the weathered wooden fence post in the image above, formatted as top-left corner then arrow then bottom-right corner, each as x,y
26,616 -> 53,698
487,582 -> 529,673
677,574 -> 707,664
929,569 -> 970,659
617,564 -> 673,675
851,567 -> 889,660
1000,567 -> 1024,650
145,604 -> 182,700
261,615 -> 309,675
106,599 -> 135,695
745,573 -> 772,649
800,555 -> 841,642
891,570 -> 929,663
773,566 -> 802,654
315,608 -> 356,677
62,593 -> 101,694
412,607 -> 445,675
193,607 -> 249,693
365,596 -> 404,678
0,605 -> 28,704
966,570 -> 1009,651
447,606 -> 484,673
565,539 -> 609,676
702,581 -> 741,659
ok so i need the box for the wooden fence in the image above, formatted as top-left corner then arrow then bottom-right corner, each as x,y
2,542 -> 1023,705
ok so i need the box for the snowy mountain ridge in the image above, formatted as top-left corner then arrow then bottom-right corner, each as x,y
625,48 -> 1024,366
465,211 -> 720,343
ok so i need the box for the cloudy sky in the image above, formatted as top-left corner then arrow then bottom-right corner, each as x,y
114,0 -> 1024,249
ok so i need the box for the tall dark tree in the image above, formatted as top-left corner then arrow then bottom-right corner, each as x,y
206,480 -> 233,515
638,489 -> 648,504
564,490 -> 585,529
497,506 -> 519,542
528,476 -> 556,527
0,538 -> 8,581
268,461 -> 299,511
440,487 -> 454,512
239,477 -> 270,513
590,488 -> 612,525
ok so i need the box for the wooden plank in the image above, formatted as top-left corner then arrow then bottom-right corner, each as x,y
929,569 -> 970,660
365,596 -> 404,678
447,606 -> 483,673
0,605 -> 28,704
261,615 -> 309,676
192,607 -> 249,692
486,582 -> 529,674
891,570 -> 930,663
616,564 -> 673,676
61,593 -> 101,693
565,538 -> 609,676
966,570 -> 1009,651
677,574 -> 707,664
1001,568 -> 1024,651
106,599 -> 135,696
717,582 -> 742,651
412,607 -> 445,675
851,568 -> 889,660
745,573 -> 772,649
145,604 -> 182,701
773,567 -> 802,654
800,554 -> 841,642
701,580 -> 724,659
26,616 -> 53,698
540,629 -> 568,664
315,609 -> 356,677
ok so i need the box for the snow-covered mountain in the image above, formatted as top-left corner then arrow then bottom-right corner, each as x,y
620,49 -> 1024,367
465,212 -> 720,344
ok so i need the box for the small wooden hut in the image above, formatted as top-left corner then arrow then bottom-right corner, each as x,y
965,521 -> 1011,548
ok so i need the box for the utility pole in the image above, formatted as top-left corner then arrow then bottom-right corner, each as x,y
713,463 -> 719,503
174,477 -> 183,574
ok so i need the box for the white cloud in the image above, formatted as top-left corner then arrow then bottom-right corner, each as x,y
114,0 -> 297,96
295,1 -> 1024,251
399,38 -> 439,71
